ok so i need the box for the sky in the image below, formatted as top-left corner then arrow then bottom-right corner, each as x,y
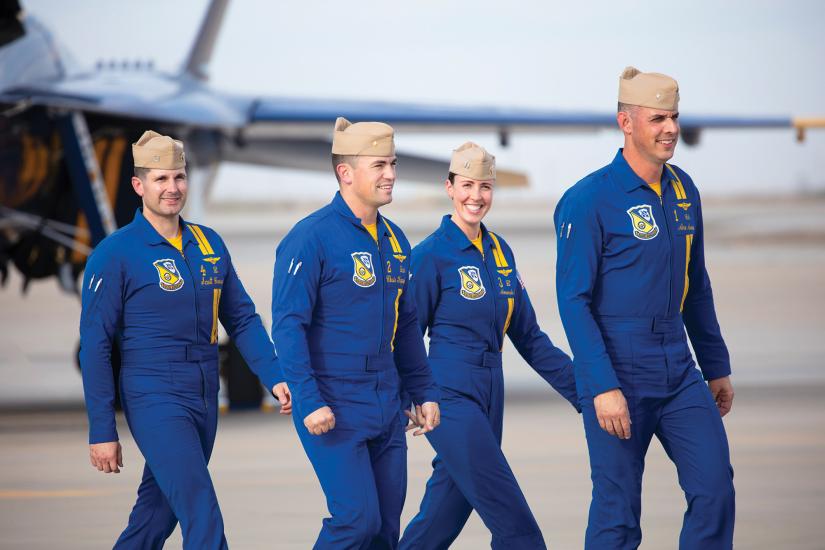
21,0 -> 825,199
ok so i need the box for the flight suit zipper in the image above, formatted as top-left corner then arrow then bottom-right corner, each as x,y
179,245 -> 201,344
478,242 -> 498,350
651,186 -> 673,315
374,229 -> 385,354
181,245 -> 211,407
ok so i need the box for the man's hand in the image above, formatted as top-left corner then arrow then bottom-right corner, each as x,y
708,376 -> 734,417
304,406 -> 335,435
272,382 -> 292,415
594,388 -> 631,440
90,441 -> 122,473
405,402 -> 440,436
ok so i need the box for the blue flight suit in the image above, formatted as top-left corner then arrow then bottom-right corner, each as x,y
271,191 -> 439,549
554,150 -> 735,549
80,209 -> 282,550
399,216 -> 580,550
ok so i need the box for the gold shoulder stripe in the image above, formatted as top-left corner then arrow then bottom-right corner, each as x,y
188,224 -> 215,256
488,232 -> 509,269
187,224 -> 208,255
665,164 -> 687,200
381,219 -> 403,254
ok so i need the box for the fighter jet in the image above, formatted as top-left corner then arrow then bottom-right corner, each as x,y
1,0 -> 821,294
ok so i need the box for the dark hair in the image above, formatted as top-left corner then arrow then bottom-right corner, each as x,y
331,154 -> 359,183
447,172 -> 456,184
134,166 -> 150,179
617,102 -> 637,114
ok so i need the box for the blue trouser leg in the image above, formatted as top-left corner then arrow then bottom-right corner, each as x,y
583,373 -> 734,550
296,363 -> 406,550
116,361 -> 227,550
401,370 -> 546,550
368,418 -> 408,549
368,419 -> 407,550
295,414 -> 406,549
581,394 -> 657,549
657,377 -> 735,549
113,464 -> 177,549
399,455 -> 473,550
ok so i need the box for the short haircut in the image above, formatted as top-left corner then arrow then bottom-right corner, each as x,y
617,102 -> 638,115
134,166 -> 150,180
447,172 -> 456,184
331,154 -> 360,183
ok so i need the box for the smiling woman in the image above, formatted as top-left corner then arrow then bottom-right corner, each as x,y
400,141 -> 580,549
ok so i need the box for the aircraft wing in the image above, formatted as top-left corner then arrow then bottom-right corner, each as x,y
244,96 -> 796,145
221,136 -> 527,186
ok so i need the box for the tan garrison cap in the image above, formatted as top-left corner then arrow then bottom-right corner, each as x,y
449,142 -> 496,181
618,66 -> 679,111
331,117 -> 395,156
132,130 -> 185,169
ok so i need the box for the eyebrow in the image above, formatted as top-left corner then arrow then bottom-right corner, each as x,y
649,112 -> 680,121
371,159 -> 397,167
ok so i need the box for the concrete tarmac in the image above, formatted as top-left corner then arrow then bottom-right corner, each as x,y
1,384 -> 823,549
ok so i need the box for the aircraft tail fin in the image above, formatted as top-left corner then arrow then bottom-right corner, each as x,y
181,0 -> 229,81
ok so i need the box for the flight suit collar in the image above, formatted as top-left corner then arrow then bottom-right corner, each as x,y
439,214 -> 488,252
330,191 -> 391,238
610,148 -> 678,194
132,207 -> 195,249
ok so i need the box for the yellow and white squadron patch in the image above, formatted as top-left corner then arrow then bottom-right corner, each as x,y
626,204 -> 660,240
153,258 -> 184,291
351,252 -> 376,288
458,265 -> 486,300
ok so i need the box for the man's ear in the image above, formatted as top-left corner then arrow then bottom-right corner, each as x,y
336,162 -> 353,185
131,176 -> 145,197
617,110 -> 633,136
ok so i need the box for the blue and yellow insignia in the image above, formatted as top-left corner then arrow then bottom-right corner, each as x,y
458,265 -> 486,300
627,204 -> 659,240
203,256 -> 221,264
351,252 -> 376,287
153,258 -> 184,291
